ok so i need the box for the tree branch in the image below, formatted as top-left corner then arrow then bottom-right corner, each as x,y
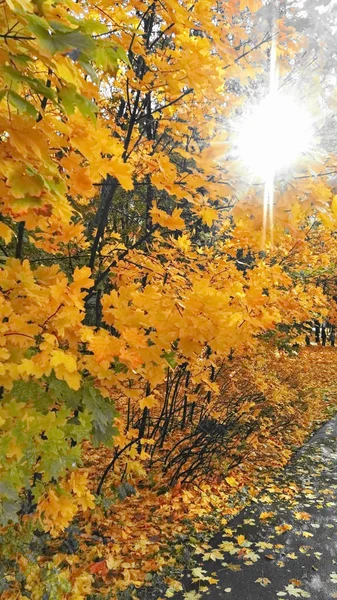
15,221 -> 25,259
85,224 -> 159,302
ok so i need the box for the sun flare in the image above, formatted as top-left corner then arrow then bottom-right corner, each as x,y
236,93 -> 313,179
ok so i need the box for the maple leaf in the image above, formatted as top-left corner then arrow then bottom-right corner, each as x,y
256,541 -> 273,549
71,571 -> 93,599
89,560 -> 109,577
219,541 -> 236,553
168,208 -> 186,230
294,511 -> 311,521
37,489 -> 77,537
284,584 -> 310,597
236,534 -> 246,546
275,523 -> 293,534
191,567 -> 208,580
260,511 -> 275,520
139,395 -> 159,410
199,207 -> 218,227
66,471 -> 95,511
255,578 -> 271,587
50,349 -> 81,390
289,580 -> 302,587
150,203 -> 185,230
244,550 -> 259,562
202,549 -> 223,561
183,592 -> 201,600
165,579 -> 183,593
0,222 -> 13,244
176,234 -> 192,253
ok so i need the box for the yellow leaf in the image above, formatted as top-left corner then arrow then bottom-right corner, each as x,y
236,534 -> 246,546
294,511 -> 311,521
63,370 -> 81,390
109,157 -> 134,190
255,578 -> 271,587
139,394 -> 159,410
260,511 -> 275,520
191,567 -> 207,580
6,439 -> 23,460
150,203 -> 185,230
331,195 -> 337,218
275,523 -> 293,534
225,476 -> 238,487
199,207 -> 218,227
5,0 -> 33,10
50,350 -> 77,372
0,222 -> 13,244
38,489 -> 77,537
202,549 -> 223,561
183,592 -> 201,600
176,234 -> 192,253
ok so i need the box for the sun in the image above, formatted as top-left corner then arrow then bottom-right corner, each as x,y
236,92 -> 313,179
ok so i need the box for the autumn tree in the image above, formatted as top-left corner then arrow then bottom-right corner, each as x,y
1,0 -> 337,597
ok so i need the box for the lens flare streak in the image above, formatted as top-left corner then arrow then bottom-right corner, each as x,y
236,30 -> 313,246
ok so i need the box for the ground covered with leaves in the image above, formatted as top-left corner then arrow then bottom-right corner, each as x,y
3,346 -> 337,600
173,413 -> 337,599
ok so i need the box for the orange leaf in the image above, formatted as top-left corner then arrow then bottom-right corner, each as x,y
88,560 -> 109,576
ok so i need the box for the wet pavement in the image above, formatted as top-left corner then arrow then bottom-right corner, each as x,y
174,416 -> 337,599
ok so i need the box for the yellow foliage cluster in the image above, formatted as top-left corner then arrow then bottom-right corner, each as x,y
0,0 -> 337,597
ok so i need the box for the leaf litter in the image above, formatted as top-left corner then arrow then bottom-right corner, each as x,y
173,416 -> 337,599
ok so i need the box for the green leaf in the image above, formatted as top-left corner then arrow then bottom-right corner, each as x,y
48,20 -> 75,33
2,66 -> 56,102
161,350 -> 176,368
95,46 -> 119,73
52,30 -> 95,55
7,90 -> 38,118
26,16 -> 56,54
70,17 -> 109,36
0,499 -> 20,526
9,53 -> 34,65
26,13 -> 50,31
75,93 -> 98,123
58,85 -> 77,115
27,16 -> 95,56
78,59 -> 99,83
47,373 -> 83,410
115,46 -> 131,66
1,65 -> 27,83
82,383 -> 118,447
27,77 -> 56,101
96,44 -> 131,71
10,380 -> 50,413
59,85 -> 97,123
0,482 -> 19,502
